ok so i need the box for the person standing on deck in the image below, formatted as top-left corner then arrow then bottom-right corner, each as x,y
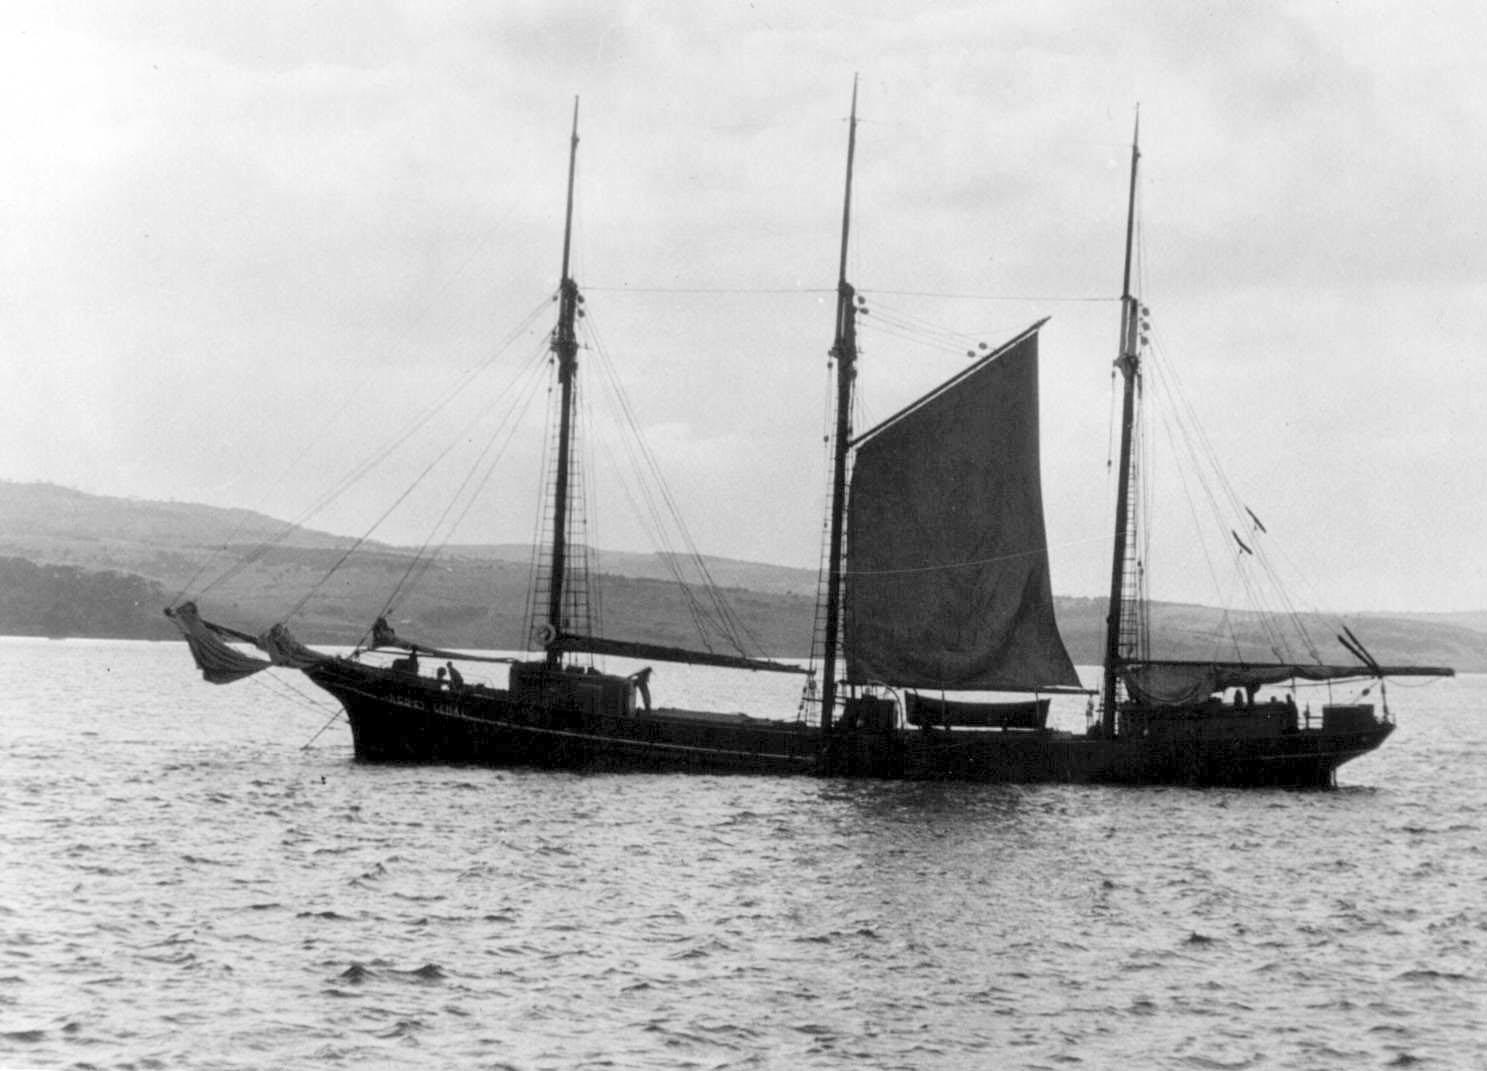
629,667 -> 653,711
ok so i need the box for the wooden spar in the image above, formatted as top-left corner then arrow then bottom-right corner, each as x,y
1101,111 -> 1141,734
819,77 -> 860,741
553,633 -> 809,674
546,97 -> 582,667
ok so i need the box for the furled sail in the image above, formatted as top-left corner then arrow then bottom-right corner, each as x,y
166,602 -> 272,684
553,633 -> 809,674
367,616 -> 517,665
165,602 -> 327,684
1121,659 -> 1451,707
844,322 -> 1079,691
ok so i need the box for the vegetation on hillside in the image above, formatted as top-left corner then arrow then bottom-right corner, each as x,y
1,479 -> 1481,671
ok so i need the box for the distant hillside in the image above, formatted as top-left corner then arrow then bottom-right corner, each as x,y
0,557 -> 174,640
1050,597 -> 1481,675
454,544 -> 819,596
0,480 -> 357,552
0,481 -> 812,599
0,479 -> 369,596
0,479 -> 1481,671
0,480 -> 822,652
1380,609 -> 1487,636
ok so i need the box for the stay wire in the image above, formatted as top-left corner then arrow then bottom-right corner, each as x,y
1144,333 -> 1323,664
289,327 -> 555,621
192,296 -> 554,602
583,333 -> 744,652
377,339 -> 554,620
586,406 -> 721,646
581,309 -> 766,657
175,228 -> 513,602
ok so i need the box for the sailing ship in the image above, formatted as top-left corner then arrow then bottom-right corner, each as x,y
168,93 -> 1451,786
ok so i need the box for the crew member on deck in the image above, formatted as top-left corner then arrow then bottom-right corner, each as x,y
629,667 -> 653,712
445,661 -> 464,689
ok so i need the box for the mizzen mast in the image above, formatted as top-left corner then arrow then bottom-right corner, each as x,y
1101,113 -> 1142,732
545,97 -> 582,666
819,78 -> 861,740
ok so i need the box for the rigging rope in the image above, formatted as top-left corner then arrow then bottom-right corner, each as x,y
579,306 -> 768,658
523,347 -> 562,646
1123,206 -> 1330,666
1141,326 -> 1335,665
584,284 -> 835,294
851,288 -> 1113,302
805,347 -> 840,682
174,232 -> 520,603
577,283 -> 1115,303
287,311 -> 555,621
300,706 -> 345,750
188,296 -> 554,603
375,338 -> 554,628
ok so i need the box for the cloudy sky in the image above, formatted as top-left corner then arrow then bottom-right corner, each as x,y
4,1 -> 1484,613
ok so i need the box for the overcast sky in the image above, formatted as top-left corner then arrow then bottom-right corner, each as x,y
3,2 -> 1484,614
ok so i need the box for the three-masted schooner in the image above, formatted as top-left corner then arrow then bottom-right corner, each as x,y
169,92 -> 1450,786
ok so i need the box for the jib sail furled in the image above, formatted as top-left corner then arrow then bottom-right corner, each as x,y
165,602 -> 326,684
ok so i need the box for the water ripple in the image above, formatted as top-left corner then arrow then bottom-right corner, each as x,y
2,641 -> 1485,1069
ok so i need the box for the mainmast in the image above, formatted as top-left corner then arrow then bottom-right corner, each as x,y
546,97 -> 582,667
819,78 -> 861,740
1101,113 -> 1142,731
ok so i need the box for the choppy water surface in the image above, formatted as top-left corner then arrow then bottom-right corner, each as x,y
1,639 -> 1483,1069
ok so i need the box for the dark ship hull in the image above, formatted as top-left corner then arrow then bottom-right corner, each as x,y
307,659 -> 1392,788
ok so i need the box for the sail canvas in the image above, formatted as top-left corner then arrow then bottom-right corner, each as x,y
844,326 -> 1079,692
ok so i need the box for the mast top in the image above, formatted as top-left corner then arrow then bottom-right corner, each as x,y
835,75 -> 859,290
1119,107 -> 1141,306
559,96 -> 580,286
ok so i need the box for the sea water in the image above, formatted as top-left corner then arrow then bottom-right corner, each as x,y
0,638 -> 1482,1069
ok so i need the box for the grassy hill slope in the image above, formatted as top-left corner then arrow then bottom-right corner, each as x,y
0,480 -> 1480,670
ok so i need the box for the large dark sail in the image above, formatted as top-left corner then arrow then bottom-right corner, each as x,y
843,322 -> 1079,692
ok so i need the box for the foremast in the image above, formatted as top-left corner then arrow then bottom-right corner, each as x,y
545,97 -> 583,668
1101,115 -> 1142,732
819,79 -> 861,741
